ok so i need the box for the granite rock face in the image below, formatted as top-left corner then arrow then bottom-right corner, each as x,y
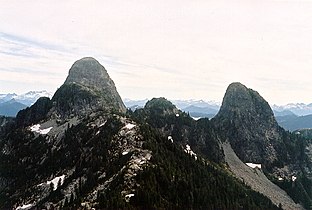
214,82 -> 286,167
217,82 -> 276,126
64,57 -> 120,96
15,57 -> 126,122
52,57 -> 126,117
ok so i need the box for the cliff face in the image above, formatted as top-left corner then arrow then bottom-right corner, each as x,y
214,82 -> 298,169
52,57 -> 126,117
213,82 -> 312,209
216,82 -> 276,126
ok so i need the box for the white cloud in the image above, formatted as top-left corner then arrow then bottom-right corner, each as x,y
0,0 -> 312,104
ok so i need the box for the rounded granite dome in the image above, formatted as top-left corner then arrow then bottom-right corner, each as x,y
52,57 -> 126,116
64,57 -> 114,91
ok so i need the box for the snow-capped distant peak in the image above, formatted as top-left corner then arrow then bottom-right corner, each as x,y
272,103 -> 312,116
0,90 -> 53,106
16,90 -> 53,100
0,93 -> 17,101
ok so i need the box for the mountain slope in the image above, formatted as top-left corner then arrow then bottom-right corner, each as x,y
0,59 -> 280,209
214,82 -> 311,209
214,82 -> 283,166
222,141 -> 302,209
133,97 -> 224,163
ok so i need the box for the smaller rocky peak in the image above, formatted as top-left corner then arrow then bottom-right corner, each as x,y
145,97 -> 179,116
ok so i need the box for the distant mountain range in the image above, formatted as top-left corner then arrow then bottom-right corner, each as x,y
1,92 -> 312,131
124,99 -> 220,119
0,91 -> 52,117
272,104 -> 312,131
0,99 -> 27,117
0,90 -> 52,106
275,114 -> 312,131
124,99 -> 312,131
272,103 -> 312,116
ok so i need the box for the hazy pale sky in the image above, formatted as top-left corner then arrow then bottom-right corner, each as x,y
1,0 -> 312,104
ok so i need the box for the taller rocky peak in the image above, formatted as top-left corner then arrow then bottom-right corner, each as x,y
65,57 -> 113,90
52,57 -> 126,117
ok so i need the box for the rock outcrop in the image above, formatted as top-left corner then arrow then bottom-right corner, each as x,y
52,57 -> 126,117
214,82 -> 286,167
16,97 -> 52,126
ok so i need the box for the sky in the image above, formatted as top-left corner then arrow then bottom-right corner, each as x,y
0,0 -> 312,105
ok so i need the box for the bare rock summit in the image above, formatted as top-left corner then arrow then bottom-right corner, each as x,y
52,57 -> 126,116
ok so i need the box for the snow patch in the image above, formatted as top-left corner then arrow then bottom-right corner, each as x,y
39,127 -> 53,134
184,144 -> 197,160
176,113 -> 180,117
41,175 -> 65,190
125,193 -> 135,202
30,124 -> 40,132
125,123 -> 136,130
168,136 -> 173,143
30,124 -> 53,135
99,121 -> 106,127
122,151 -> 129,155
16,203 -> 33,210
246,163 -> 262,169
278,177 -> 284,181
96,130 -> 100,135
47,175 -> 65,190
292,176 -> 297,182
